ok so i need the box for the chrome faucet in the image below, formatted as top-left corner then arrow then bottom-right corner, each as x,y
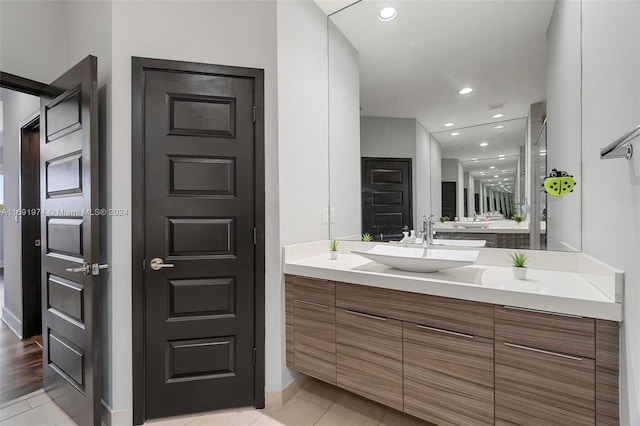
422,215 -> 434,246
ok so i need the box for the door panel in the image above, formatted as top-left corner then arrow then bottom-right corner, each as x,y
361,158 -> 412,239
40,55 -> 100,426
141,63 -> 257,419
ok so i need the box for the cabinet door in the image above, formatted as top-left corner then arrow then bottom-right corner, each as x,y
336,309 -> 403,411
495,341 -> 595,426
403,322 -> 494,426
293,299 -> 336,384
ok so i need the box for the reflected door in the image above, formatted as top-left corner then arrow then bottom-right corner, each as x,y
361,158 -> 412,239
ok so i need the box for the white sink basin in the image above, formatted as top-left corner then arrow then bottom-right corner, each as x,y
455,221 -> 494,228
352,245 -> 479,273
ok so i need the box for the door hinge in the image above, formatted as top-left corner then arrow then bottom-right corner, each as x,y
252,105 -> 256,123
253,227 -> 257,245
253,347 -> 257,365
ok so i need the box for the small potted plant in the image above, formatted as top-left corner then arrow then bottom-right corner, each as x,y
440,216 -> 450,223
510,251 -> 528,280
361,233 -> 373,242
329,239 -> 339,260
513,214 -> 524,223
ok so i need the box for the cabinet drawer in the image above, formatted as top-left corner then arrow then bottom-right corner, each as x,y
403,321 -> 494,426
290,275 -> 335,307
293,299 -> 336,384
495,305 -> 595,358
495,341 -> 595,426
336,282 -> 493,338
336,309 -> 403,411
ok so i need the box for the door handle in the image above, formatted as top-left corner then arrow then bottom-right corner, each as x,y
150,257 -> 175,271
66,262 -> 109,276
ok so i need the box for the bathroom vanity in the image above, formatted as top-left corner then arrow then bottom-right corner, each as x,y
283,241 -> 622,426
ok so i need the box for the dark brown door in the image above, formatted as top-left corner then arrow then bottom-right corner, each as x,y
40,56 -> 101,426
442,181 -> 457,219
139,59 -> 258,419
361,158 -> 412,239
21,116 -> 42,339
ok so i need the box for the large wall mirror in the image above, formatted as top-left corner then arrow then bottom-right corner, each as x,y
327,0 -> 582,251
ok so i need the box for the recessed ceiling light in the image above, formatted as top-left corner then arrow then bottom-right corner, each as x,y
444,122 -> 454,127
499,157 -> 505,160
494,175 -> 499,178
492,113 -> 505,119
458,87 -> 473,95
540,149 -> 547,153
494,125 -> 504,129
489,166 -> 495,169
504,178 -> 508,181
378,7 -> 398,21
498,154 -> 505,157
450,132 -> 460,136
480,142 -> 488,147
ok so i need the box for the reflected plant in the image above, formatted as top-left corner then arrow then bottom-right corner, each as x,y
329,240 -> 339,252
361,233 -> 373,242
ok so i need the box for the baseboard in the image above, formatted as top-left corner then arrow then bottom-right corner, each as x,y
1,306 -> 22,339
101,399 -> 132,426
265,374 -> 309,408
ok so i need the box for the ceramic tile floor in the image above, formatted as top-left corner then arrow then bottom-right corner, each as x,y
0,378 -> 433,426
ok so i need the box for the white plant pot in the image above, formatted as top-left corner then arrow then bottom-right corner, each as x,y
330,251 -> 338,260
512,267 -> 527,280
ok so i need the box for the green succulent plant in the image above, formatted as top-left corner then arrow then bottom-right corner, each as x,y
510,251 -> 528,268
513,214 -> 524,223
440,216 -> 450,223
361,233 -> 373,242
329,240 -> 339,251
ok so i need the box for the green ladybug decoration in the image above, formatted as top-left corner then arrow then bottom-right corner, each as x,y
543,169 -> 576,197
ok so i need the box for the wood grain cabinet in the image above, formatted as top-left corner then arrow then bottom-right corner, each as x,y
290,276 -> 336,384
403,322 -> 494,426
335,308 -> 403,411
495,340 -> 595,425
284,276 -> 619,426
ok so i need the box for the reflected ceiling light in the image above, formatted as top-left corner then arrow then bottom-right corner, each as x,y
458,87 -> 473,95
492,113 -> 505,119
473,159 -> 479,163
489,166 -> 495,169
501,169 -> 507,172
504,178 -> 508,181
480,142 -> 488,147
450,132 -> 460,136
540,152 -> 547,156
494,125 -> 505,129
378,7 -> 398,21
498,154 -> 505,157
494,175 -> 499,178
480,172 -> 485,175
499,157 -> 505,160
444,122 -> 454,127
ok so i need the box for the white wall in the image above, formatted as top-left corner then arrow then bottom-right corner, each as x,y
546,0 -> 582,251
0,88 -> 39,334
416,121 -> 432,225
441,158 -> 459,182
581,1 -> 640,423
457,160 -> 464,219
467,173 -> 475,216
430,137 -> 442,219
361,116 -> 418,229
279,1 -> 329,246
328,20 -> 360,239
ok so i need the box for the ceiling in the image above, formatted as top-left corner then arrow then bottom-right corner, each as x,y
329,0 -> 555,132
327,0 -> 556,193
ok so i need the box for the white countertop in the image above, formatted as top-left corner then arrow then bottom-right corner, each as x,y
283,241 -> 623,322
434,220 -> 546,234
